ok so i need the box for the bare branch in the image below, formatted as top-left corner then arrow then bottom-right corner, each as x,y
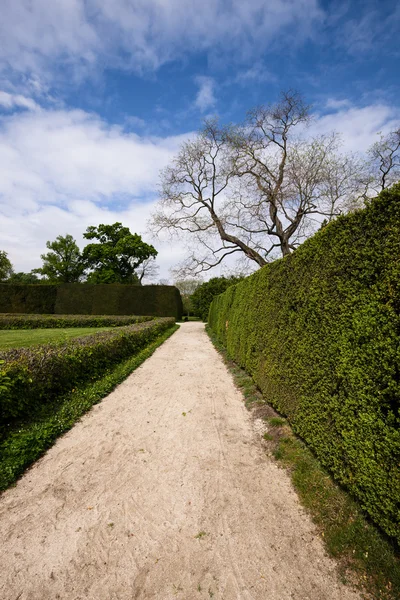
150,90 -> 370,274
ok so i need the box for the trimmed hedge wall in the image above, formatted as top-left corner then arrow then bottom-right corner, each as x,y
0,314 -> 153,330
208,185 -> 400,544
0,318 -> 175,426
0,284 -> 57,314
0,283 -> 183,319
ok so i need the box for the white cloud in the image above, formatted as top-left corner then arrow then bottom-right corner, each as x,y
194,77 -> 216,113
0,0 -> 324,80
0,105 -> 190,277
0,108 -> 188,210
310,103 -> 400,152
234,64 -> 277,85
324,98 -> 351,111
0,91 -> 39,111
338,4 -> 400,55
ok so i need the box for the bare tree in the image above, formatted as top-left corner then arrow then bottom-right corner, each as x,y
228,91 -> 361,257
366,129 -> 400,195
151,121 -> 266,273
173,278 -> 202,297
136,257 -> 160,283
151,91 -> 361,274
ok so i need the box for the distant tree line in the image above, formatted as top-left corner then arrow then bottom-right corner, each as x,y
0,223 -> 159,285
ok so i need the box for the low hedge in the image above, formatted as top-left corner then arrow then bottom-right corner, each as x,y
208,185 -> 400,544
0,317 -> 175,426
0,313 -> 153,330
0,324 -> 179,491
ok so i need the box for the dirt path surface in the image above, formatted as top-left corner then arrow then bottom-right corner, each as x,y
0,323 -> 360,600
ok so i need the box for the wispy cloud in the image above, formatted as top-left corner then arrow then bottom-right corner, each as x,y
0,91 -> 40,111
337,2 -> 400,55
310,103 -> 400,152
234,64 -> 277,85
0,0 -> 324,83
194,77 -> 217,113
324,98 -> 352,111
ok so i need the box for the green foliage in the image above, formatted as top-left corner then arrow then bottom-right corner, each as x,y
0,251 -> 13,282
0,324 -> 179,491
0,361 -> 10,394
82,222 -> 157,283
0,318 -> 175,427
208,184 -> 400,544
7,271 -> 41,284
0,284 -> 58,314
191,276 -> 244,321
0,313 -> 152,330
0,283 -> 183,319
33,234 -> 85,283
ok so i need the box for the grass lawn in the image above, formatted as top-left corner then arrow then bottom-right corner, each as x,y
0,327 -> 113,349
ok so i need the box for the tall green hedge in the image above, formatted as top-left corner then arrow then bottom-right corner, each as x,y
191,276 -> 244,321
0,284 -> 183,319
0,284 -> 57,314
209,184 -> 400,544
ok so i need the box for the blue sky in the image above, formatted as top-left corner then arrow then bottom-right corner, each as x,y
0,0 -> 399,279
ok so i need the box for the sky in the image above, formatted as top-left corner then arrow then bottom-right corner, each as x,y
0,0 -> 399,281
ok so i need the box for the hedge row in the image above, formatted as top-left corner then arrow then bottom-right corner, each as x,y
0,283 -> 183,319
208,185 -> 400,544
0,284 -> 57,314
0,313 -> 153,330
0,317 -> 175,426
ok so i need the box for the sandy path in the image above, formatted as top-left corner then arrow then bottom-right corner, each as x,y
0,323 -> 360,600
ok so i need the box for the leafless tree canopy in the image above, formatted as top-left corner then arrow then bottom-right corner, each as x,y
150,91 -> 399,275
366,129 -> 400,195
173,278 -> 202,297
136,256 -> 160,283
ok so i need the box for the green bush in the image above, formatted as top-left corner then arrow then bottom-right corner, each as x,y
0,313 -> 153,329
191,276 -> 243,321
0,283 -> 183,319
0,318 -> 175,426
208,184 -> 400,544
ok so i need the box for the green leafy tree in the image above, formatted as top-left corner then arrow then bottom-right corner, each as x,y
33,234 -> 85,283
82,222 -> 157,284
191,276 -> 244,321
7,271 -> 41,284
0,251 -> 13,281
